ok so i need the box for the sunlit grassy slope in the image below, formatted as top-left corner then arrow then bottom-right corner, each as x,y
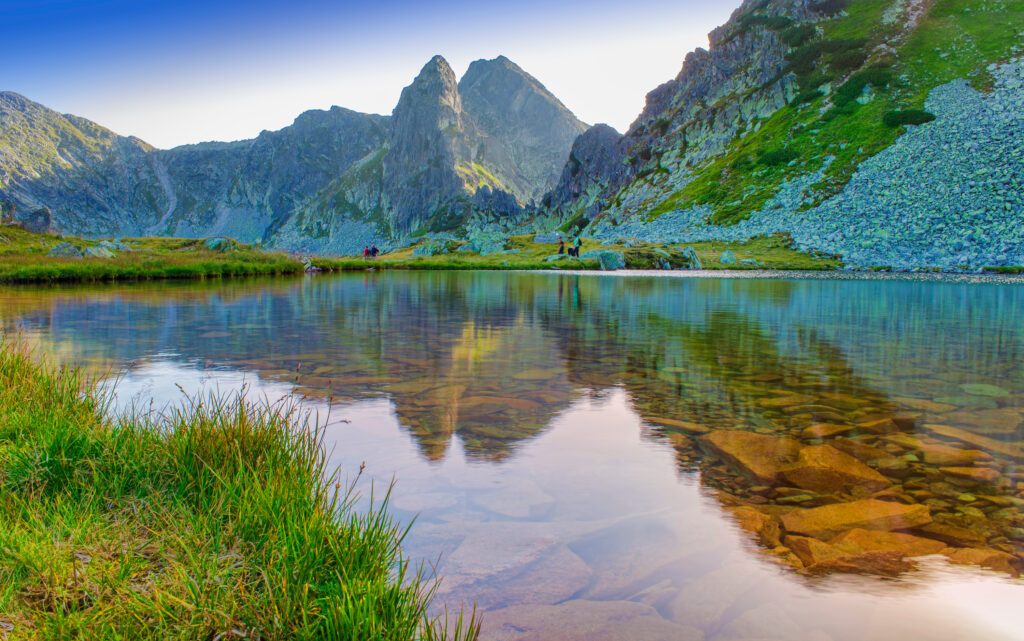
0,226 -> 304,283
648,0 -> 1024,225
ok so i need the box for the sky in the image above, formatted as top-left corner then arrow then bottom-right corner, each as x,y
1,0 -> 738,149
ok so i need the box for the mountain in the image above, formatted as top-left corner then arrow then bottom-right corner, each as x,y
0,55 -> 586,252
543,0 -> 1024,270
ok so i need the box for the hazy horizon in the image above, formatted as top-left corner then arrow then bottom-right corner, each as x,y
2,0 -> 738,149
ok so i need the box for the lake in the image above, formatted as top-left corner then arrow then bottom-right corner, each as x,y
2,270 -> 1022,641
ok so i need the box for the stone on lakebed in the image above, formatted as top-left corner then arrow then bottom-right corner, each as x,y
782,445 -> 892,494
784,535 -> 914,576
702,431 -> 801,484
780,499 -> 932,540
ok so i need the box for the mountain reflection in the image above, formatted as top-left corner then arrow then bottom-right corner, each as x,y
0,271 -> 1021,578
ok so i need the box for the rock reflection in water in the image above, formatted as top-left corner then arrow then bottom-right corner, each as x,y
0,271 -> 1022,640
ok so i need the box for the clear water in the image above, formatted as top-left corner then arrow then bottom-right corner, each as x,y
2,271 -> 1022,641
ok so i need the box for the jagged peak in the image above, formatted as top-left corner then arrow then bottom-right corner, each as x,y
417,55 -> 457,81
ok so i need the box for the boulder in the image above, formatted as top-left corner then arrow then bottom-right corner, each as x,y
97,240 -> 131,252
579,250 -> 625,271
19,206 -> 52,234
914,521 -> 988,547
780,499 -> 932,540
829,528 -> 947,557
47,242 -> 83,258
533,232 -> 562,244
720,249 -> 737,265
84,246 -> 115,258
702,431 -> 801,484
782,445 -> 892,494
784,535 -> 914,576
728,505 -> 782,547
943,547 -> 1019,576
680,245 -> 703,269
203,237 -> 238,252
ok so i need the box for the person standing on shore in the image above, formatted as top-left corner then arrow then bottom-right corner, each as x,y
558,238 -> 565,255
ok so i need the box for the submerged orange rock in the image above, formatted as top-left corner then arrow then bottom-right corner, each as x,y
784,535 -> 914,576
702,431 -> 801,483
828,528 -> 947,557
782,445 -> 892,494
780,499 -> 932,540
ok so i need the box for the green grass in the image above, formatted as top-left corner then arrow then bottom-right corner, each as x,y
312,234 -> 840,272
0,226 -> 306,284
644,0 -> 1024,226
0,339 -> 478,640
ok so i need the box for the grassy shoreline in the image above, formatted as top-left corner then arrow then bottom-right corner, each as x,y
0,225 -> 840,285
0,340 -> 477,640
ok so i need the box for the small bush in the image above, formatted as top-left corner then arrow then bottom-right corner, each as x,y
883,110 -> 937,127
791,88 -> 824,106
730,155 -> 756,171
834,67 -> 894,107
787,38 -> 865,75
828,48 -> 868,74
812,0 -> 849,16
738,14 -> 795,32
781,24 -> 817,48
798,70 -> 833,92
759,148 -> 799,166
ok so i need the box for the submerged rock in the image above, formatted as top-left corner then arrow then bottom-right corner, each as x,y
782,445 -> 892,494
780,499 -> 932,540
785,535 -> 914,576
702,431 -> 801,484
728,505 -> 782,548
943,547 -> 1020,576
480,599 -> 704,641
829,528 -> 947,557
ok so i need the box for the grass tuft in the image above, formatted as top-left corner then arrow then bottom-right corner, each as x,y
0,339 -> 478,640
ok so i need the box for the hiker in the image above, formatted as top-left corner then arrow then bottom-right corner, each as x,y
571,236 -> 582,257
370,244 -> 380,257
558,238 -> 565,255
363,246 -> 370,258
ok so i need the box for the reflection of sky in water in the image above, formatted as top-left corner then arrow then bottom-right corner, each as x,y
99,357 -> 1021,641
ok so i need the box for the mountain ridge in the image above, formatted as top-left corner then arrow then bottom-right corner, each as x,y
0,54 -> 585,252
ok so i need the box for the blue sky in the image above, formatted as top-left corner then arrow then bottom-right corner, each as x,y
2,0 -> 738,148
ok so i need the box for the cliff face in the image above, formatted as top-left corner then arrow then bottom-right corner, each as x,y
543,0 -> 1024,269
0,55 -> 584,252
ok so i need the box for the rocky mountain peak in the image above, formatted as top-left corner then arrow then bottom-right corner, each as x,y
458,55 -> 588,202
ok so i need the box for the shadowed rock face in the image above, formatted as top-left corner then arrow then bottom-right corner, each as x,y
543,0 -> 809,221
546,124 -> 626,218
384,56 -> 478,234
0,55 -> 584,249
